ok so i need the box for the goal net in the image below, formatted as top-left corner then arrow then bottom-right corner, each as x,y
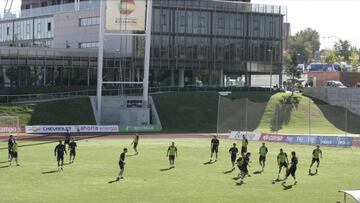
217,96 -> 267,134
0,116 -> 20,135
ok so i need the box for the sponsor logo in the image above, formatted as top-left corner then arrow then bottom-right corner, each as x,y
0,126 -> 24,133
26,125 -> 119,134
118,0 -> 136,15
260,134 -> 286,142
229,131 -> 261,141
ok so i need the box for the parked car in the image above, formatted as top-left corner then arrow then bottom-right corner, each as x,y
324,80 -> 347,88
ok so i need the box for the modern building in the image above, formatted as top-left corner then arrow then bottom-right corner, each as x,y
0,0 -> 286,89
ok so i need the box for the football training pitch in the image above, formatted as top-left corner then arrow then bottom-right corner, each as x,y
1,137 -> 359,203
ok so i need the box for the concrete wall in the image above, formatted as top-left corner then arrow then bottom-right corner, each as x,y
53,9 -> 133,54
304,88 -> 360,115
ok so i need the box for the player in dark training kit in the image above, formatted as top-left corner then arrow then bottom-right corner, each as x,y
282,151 -> 298,185
9,138 -> 19,166
210,136 -> 219,162
229,143 -> 238,171
309,145 -> 322,174
117,148 -> 128,180
131,135 -> 139,155
54,140 -> 67,171
8,135 -> 14,161
241,135 -> 249,155
259,143 -> 268,171
69,138 -> 77,164
238,152 -> 251,184
167,142 -> 178,168
276,148 -> 289,180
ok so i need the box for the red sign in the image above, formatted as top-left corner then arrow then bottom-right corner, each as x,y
352,137 -> 360,147
0,126 -> 25,133
260,133 -> 286,143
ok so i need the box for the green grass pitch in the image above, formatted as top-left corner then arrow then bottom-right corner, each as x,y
0,138 -> 359,203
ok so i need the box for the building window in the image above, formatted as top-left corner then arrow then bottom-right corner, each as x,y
47,22 -> 52,31
218,18 -> 225,29
161,14 -> 167,26
180,15 -> 186,27
79,42 -> 99,48
79,17 -> 100,27
200,17 -> 205,28
235,19 -> 242,30
6,27 -> 10,36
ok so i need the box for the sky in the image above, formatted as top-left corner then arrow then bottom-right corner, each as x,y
252,0 -> 360,49
1,0 -> 360,49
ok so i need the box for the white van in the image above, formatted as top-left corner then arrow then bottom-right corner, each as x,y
324,80 -> 347,88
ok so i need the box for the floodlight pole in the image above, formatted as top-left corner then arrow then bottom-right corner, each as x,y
96,0 -> 105,124
143,0 -> 153,107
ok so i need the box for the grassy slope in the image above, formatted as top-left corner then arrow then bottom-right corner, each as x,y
0,139 -> 358,203
153,92 -> 360,134
0,98 -> 95,125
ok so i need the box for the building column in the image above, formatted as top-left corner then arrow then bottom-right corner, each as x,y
43,67 -> 46,87
245,73 -> 251,87
136,68 -> 140,82
171,69 -> 175,86
179,69 -> 184,87
87,68 -> 90,87
279,73 -> 283,87
219,70 -> 224,87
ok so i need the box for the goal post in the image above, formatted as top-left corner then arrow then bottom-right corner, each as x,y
0,116 -> 20,136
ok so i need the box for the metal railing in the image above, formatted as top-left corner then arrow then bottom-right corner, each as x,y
0,85 -> 273,104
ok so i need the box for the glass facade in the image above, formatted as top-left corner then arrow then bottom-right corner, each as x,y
0,0 -> 285,88
0,17 -> 53,47
147,0 -> 284,80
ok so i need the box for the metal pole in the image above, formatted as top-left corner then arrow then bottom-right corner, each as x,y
142,0 -> 152,107
216,95 -> 220,136
245,98 -> 248,132
96,0 -> 105,124
309,97 -> 311,144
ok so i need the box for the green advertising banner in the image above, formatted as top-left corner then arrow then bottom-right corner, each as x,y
118,124 -> 162,133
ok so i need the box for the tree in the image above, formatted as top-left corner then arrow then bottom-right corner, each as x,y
323,50 -> 344,65
284,51 -> 302,96
288,28 -> 320,64
350,51 -> 360,72
5,67 -> 18,88
334,39 -> 352,61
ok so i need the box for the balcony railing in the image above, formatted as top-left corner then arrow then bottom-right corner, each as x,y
0,1 -> 100,21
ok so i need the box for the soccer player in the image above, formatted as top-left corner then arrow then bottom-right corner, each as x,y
282,151 -> 298,185
229,143 -> 238,171
241,134 -> 248,156
69,138 -> 77,164
64,129 -> 71,150
117,148 -> 128,180
309,145 -> 322,174
238,152 -> 251,184
210,135 -> 219,162
131,135 -> 139,154
276,148 -> 289,180
236,156 -> 243,177
259,142 -> 268,171
9,139 -> 19,166
8,135 -> 13,161
167,142 -> 178,168
54,140 -> 67,171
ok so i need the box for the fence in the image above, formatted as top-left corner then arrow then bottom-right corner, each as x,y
0,85 -> 273,104
217,96 -> 360,137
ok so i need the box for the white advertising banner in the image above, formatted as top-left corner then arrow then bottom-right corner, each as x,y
229,131 -> 261,141
26,125 -> 119,134
106,0 -> 146,31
